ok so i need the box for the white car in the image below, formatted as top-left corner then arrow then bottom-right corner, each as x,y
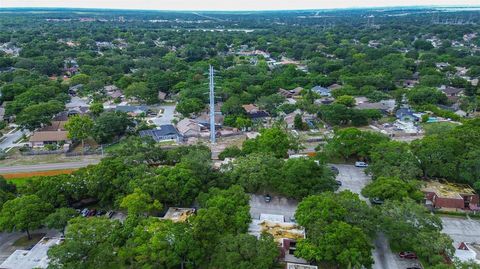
355,161 -> 368,167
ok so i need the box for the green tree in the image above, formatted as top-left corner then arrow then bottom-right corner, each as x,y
48,217 -> 123,269
70,74 -> 90,86
361,177 -> 423,201
120,218 -> 196,269
16,100 -> 64,131
176,98 -> 204,117
278,158 -> 337,199
380,199 -> 454,266
324,128 -> 389,161
124,82 -> 157,104
242,127 -> 299,158
0,195 -> 53,239
89,102 -> 104,117
296,221 -> 374,268
93,111 -> 133,143
335,95 -> 356,107
210,233 -> 279,269
120,188 -> 162,217
227,153 -> 283,193
218,145 -> 244,160
366,141 -> 422,180
65,115 -> 94,153
44,207 -> 78,236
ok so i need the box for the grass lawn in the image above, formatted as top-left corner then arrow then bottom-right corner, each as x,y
13,233 -> 45,248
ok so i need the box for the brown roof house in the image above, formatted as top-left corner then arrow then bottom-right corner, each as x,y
176,118 -> 201,137
29,121 -> 71,149
29,131 -> 71,148
242,104 -> 269,120
422,181 -> 479,210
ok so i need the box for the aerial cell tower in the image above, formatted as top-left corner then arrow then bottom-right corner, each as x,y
209,65 -> 215,144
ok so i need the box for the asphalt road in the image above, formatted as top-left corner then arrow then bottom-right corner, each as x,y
0,160 -> 100,173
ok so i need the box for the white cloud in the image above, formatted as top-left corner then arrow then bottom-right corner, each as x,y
1,0 -> 479,11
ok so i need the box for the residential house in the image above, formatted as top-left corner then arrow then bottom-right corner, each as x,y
356,99 -> 396,114
176,118 -> 201,137
278,88 -> 293,98
68,84 -> 83,95
0,236 -> 63,269
194,111 -> 224,128
29,131 -> 70,148
441,86 -> 464,99
158,91 -> 167,101
162,207 -> 195,222
327,83 -> 342,91
242,104 -> 269,120
396,108 -> 419,122
422,181 -> 479,210
139,125 -> 180,142
311,86 -> 331,97
249,214 -> 309,265
115,105 -> 149,117
290,87 -> 303,97
29,121 -> 71,148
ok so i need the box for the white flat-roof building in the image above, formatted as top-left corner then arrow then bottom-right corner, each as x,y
0,237 -> 63,269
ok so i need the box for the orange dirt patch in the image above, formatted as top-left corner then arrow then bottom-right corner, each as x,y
2,169 -> 76,179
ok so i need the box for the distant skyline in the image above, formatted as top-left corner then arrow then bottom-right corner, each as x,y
1,0 -> 480,11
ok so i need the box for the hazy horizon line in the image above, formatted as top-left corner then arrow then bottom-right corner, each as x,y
1,4 -> 480,13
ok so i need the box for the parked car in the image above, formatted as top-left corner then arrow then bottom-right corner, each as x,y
406,267 -> 422,269
96,210 -> 106,216
106,211 -> 115,218
370,197 -> 384,205
330,166 -> 339,175
399,252 -> 418,259
335,180 -> 342,186
264,194 -> 272,203
87,209 -> 97,217
355,161 -> 368,167
81,208 -> 89,217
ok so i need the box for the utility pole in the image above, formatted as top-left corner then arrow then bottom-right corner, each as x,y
209,65 -> 215,144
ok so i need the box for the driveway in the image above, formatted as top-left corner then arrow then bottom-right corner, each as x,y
441,216 -> 480,244
249,194 -> 298,221
333,164 -> 371,200
149,104 -> 176,126
0,128 -> 27,152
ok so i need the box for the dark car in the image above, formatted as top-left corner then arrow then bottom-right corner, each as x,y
87,209 -> 97,217
335,180 -> 342,186
96,210 -> 106,216
406,267 -> 422,269
264,194 -> 272,203
106,211 -> 115,218
330,166 -> 339,175
399,252 -> 418,259
370,197 -> 384,205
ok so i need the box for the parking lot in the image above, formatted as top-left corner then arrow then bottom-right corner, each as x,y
441,216 -> 480,245
330,165 -> 422,269
249,194 -> 298,221
333,164 -> 371,200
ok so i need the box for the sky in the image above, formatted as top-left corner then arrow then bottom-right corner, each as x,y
1,0 -> 479,11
